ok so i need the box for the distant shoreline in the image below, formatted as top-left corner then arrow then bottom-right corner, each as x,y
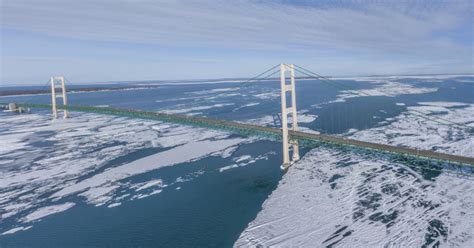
0,85 -> 161,97
2,73 -> 472,88
1,73 -> 472,97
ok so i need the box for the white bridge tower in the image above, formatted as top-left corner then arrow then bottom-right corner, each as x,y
280,64 -> 300,169
50,76 -> 69,119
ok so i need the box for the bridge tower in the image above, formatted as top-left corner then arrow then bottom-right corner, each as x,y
280,64 -> 300,169
50,76 -> 69,119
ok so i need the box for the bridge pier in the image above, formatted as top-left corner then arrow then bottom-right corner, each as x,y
280,64 -> 300,170
50,76 -> 69,119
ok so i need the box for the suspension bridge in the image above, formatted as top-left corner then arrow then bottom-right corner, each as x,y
2,64 -> 473,173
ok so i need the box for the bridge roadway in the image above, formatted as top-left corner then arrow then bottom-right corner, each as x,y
7,103 -> 474,168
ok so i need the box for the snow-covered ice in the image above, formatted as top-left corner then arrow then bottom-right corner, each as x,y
349,102 -> 474,157
0,111 -> 248,234
236,149 -> 474,247
161,103 -> 235,115
51,138 -> 244,205
1,75 -> 472,243
336,79 -> 438,101
1,226 -> 32,235
219,152 -> 275,173
21,203 -> 75,223
243,111 -> 317,127
236,100 -> 474,247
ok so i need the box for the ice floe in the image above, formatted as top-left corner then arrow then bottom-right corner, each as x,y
243,111 -> 317,127
336,80 -> 438,100
190,87 -> 240,95
21,203 -> 75,223
219,152 -> 275,173
349,102 -> 474,157
1,226 -> 32,235
254,91 -> 280,100
236,148 -> 474,247
241,102 -> 260,108
293,113 -> 318,123
133,179 -> 164,191
330,74 -> 473,82
51,138 -> 244,205
107,202 -> 122,208
0,111 -> 248,234
162,103 -> 234,115
232,102 -> 260,111
237,99 -> 474,247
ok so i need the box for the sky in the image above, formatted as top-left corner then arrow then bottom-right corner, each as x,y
1,0 -> 473,85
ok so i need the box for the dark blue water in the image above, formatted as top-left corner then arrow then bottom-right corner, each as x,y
0,141 -> 289,248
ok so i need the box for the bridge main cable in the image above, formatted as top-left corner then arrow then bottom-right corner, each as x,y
238,64 -> 280,88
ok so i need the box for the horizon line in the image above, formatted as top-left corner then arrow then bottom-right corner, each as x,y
1,72 -> 473,87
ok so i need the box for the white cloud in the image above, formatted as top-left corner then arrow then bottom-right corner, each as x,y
1,0 -> 472,83
2,0 -> 471,57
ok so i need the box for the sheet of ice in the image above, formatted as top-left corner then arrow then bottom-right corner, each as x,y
237,99 -> 474,247
336,80 -> 438,101
242,115 -> 276,127
155,86 -> 240,105
329,74 -> 474,81
21,202 -> 75,223
418,101 -> 470,108
191,87 -> 240,95
241,102 -> 260,108
307,77 -> 442,109
162,103 -> 234,114
293,114 -> 318,123
133,179 -> 164,191
0,111 -> 247,232
349,102 -> 474,157
298,126 -> 320,135
254,91 -> 280,100
133,189 -> 163,200
243,111 -> 317,127
1,226 -> 32,235
51,137 -> 244,205
219,152 -> 274,173
107,202 -> 122,208
78,185 -> 119,206
236,149 -> 474,247
232,102 -> 260,111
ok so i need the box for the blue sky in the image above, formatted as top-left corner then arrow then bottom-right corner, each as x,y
1,0 -> 473,85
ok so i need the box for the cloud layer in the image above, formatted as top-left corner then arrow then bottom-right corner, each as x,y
1,0 -> 473,84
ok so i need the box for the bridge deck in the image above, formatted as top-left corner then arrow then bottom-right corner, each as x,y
6,103 -> 474,167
